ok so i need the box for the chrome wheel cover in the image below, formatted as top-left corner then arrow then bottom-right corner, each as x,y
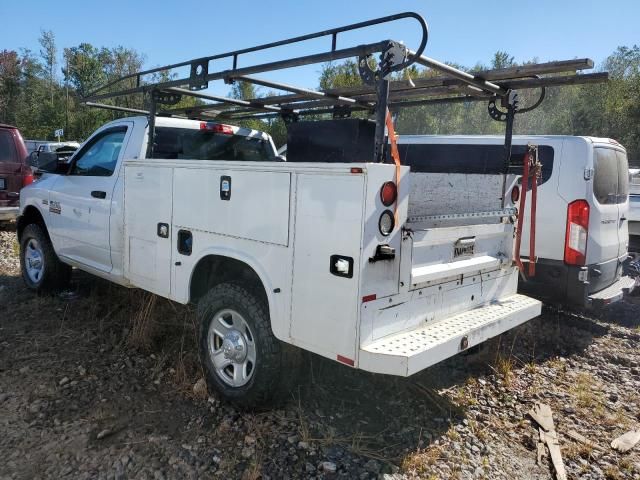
24,238 -> 45,284
207,308 -> 256,387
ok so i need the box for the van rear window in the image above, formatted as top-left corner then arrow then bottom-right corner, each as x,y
593,148 -> 628,204
0,130 -> 17,163
153,127 -> 274,162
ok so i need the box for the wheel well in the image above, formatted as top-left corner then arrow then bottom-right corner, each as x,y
190,255 -> 268,305
17,205 -> 47,241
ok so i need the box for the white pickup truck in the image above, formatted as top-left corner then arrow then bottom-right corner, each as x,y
18,115 -> 541,406
17,11 -> 606,407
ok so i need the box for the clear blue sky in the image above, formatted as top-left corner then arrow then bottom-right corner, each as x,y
1,0 -> 638,96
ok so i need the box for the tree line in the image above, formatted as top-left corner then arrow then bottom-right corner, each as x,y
0,31 -> 638,165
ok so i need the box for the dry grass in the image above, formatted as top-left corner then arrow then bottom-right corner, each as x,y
467,418 -> 489,443
570,372 -> 605,411
128,292 -> 158,349
401,445 -> 443,477
493,354 -> 515,387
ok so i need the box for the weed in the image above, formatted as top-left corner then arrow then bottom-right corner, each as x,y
494,354 -> 515,387
604,465 -> 623,480
570,372 -> 605,411
401,446 -> 442,476
128,292 -> 157,349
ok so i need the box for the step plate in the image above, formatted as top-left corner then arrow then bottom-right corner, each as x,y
359,294 -> 541,376
588,275 -> 637,306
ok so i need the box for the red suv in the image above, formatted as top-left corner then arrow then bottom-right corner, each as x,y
0,124 -> 32,221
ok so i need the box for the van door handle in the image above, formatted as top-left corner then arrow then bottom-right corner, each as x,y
91,190 -> 106,199
620,216 -> 627,222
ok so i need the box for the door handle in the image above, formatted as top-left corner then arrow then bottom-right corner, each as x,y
91,190 -> 106,199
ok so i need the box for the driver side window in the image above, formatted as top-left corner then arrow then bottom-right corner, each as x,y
70,128 -> 126,176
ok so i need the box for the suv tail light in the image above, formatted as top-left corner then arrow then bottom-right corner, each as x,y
564,200 -> 589,265
22,171 -> 34,187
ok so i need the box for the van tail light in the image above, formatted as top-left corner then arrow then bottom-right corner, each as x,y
200,122 -> 234,135
510,185 -> 520,203
564,200 -> 589,265
22,171 -> 34,187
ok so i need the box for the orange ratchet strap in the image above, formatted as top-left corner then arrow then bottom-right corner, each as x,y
385,108 -> 401,223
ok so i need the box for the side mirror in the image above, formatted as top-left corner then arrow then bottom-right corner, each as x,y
30,151 -> 59,173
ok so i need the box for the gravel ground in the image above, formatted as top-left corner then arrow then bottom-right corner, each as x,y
1,223 -> 639,480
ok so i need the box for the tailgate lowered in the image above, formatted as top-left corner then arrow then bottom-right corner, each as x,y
359,294 -> 541,376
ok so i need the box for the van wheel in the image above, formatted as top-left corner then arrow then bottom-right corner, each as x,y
197,283 -> 300,409
20,224 -> 71,293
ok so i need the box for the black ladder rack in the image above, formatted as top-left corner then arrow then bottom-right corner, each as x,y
82,11 -> 607,163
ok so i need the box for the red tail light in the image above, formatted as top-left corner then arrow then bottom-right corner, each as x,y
200,122 -> 234,135
22,172 -> 34,187
511,185 -> 520,203
380,181 -> 397,206
564,200 -> 589,265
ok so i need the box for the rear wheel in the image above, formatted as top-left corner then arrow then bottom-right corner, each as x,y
20,224 -> 71,293
197,283 -> 300,409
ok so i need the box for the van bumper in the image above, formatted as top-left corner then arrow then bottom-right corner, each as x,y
519,256 -> 635,308
0,206 -> 19,221
587,275 -> 637,307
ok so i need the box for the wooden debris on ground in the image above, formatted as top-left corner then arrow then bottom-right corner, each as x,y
529,402 -> 567,480
564,429 -> 606,454
611,430 -> 640,453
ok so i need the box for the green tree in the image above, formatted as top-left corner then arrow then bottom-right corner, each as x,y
38,30 -> 57,106
0,50 -> 21,124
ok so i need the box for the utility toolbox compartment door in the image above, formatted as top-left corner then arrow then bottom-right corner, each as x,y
124,166 -> 174,297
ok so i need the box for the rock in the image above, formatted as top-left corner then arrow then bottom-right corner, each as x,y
244,435 -> 256,445
59,377 -> 70,386
96,429 -> 111,440
319,461 -> 337,473
298,441 -> 309,450
364,459 -> 380,474
0,393 -> 8,403
192,378 -> 207,398
241,447 -> 254,458
78,366 -> 87,376
19,366 -> 29,374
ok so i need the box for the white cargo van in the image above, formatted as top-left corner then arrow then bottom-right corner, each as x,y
396,135 -> 636,307
629,168 -> 640,249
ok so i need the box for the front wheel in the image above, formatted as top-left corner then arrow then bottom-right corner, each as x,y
20,224 -> 71,293
197,283 -> 301,409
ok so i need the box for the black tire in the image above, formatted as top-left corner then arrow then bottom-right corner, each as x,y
20,223 -> 71,293
197,282 -> 301,409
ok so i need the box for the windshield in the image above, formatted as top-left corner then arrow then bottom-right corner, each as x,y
153,127 -> 275,162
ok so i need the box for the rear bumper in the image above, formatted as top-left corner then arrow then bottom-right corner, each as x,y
519,256 -> 632,308
0,206 -> 19,221
587,275 -> 637,306
359,294 -> 541,376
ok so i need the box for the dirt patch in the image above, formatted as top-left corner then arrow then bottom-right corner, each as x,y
1,226 -> 639,479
